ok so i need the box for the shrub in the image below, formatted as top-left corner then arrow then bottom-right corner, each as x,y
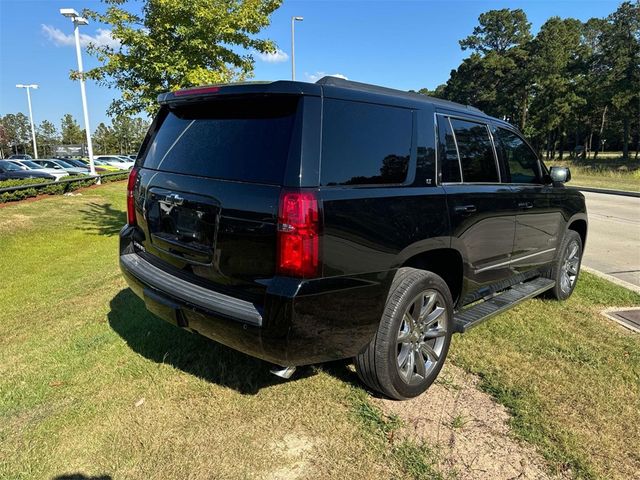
0,174 -> 125,204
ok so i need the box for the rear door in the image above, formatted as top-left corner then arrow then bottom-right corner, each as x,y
132,95 -> 302,302
437,113 -> 516,302
492,126 -> 564,272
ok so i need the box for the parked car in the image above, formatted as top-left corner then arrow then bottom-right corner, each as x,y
62,158 -> 90,169
93,159 -> 123,172
7,154 -> 33,160
95,155 -> 134,170
32,159 -> 89,176
127,155 -> 137,160
119,78 -> 587,400
7,160 -> 70,181
0,160 -> 56,181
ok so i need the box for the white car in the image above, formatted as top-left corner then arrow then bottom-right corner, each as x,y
8,160 -> 70,181
95,155 -> 134,170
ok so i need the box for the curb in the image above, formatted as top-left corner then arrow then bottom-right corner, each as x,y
582,266 -> 640,294
572,186 -> 640,198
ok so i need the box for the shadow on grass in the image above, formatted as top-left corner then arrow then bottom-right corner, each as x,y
79,202 -> 125,237
53,475 -> 111,480
107,289 -> 313,395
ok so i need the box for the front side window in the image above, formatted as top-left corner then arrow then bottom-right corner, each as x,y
321,99 -> 412,186
494,128 -> 541,184
449,118 -> 499,183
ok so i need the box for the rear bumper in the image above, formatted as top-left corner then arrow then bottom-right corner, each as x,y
119,226 -> 393,366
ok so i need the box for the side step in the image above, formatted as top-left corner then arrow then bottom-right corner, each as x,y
454,277 -> 555,333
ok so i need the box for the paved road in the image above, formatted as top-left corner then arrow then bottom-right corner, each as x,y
581,191 -> 640,288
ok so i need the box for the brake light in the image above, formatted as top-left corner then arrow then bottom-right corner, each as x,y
174,86 -> 221,97
277,191 -> 319,278
127,166 -> 139,226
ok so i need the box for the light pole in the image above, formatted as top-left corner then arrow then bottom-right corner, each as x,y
60,8 -> 96,177
291,16 -> 303,80
15,84 -> 39,158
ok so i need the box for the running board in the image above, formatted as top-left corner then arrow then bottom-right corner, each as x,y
454,277 -> 555,333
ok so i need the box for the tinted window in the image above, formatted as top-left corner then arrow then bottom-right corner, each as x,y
0,162 -> 20,171
438,116 -> 462,183
321,99 -> 412,186
495,128 -> 540,184
141,96 -> 299,184
450,119 -> 498,183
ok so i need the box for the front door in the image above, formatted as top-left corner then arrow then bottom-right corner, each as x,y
492,126 -> 563,273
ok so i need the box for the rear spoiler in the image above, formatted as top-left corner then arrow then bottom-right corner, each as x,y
157,80 -> 321,105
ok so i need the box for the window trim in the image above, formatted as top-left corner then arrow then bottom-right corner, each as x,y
493,124 -> 545,186
436,112 -> 502,185
319,99 -> 417,188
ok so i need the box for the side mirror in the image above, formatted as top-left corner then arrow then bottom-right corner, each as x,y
550,166 -> 571,184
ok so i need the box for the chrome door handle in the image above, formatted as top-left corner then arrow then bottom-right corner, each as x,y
518,201 -> 533,209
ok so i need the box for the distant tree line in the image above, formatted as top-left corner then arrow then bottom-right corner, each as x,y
417,2 -> 640,161
0,113 -> 150,158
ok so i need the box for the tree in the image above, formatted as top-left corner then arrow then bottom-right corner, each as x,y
36,120 -> 60,157
459,8 -> 532,54
93,116 -> 150,154
93,122 -> 116,155
0,114 -> 31,156
60,114 -> 84,145
443,9 -> 533,129
84,0 -> 283,116
528,17 -> 585,159
598,1 -> 640,160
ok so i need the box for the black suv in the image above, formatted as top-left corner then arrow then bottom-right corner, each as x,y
120,77 -> 587,400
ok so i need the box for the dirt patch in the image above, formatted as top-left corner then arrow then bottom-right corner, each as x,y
376,364 -> 569,480
0,213 -> 33,233
266,433 -> 315,480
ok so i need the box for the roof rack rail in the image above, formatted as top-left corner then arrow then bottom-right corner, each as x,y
315,76 -> 484,114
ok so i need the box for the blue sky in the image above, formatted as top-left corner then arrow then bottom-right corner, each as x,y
0,0 -> 620,130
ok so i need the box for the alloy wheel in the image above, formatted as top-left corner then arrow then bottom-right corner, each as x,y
560,240 -> 580,294
396,289 -> 448,385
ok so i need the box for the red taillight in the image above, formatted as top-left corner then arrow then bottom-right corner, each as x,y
277,191 -> 320,278
127,166 -> 139,226
174,86 -> 221,97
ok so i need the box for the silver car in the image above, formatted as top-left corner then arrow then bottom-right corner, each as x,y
8,160 -> 70,181
33,159 -> 90,176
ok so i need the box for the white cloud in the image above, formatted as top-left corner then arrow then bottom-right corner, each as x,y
256,48 -> 289,63
42,24 -> 120,49
305,71 -> 348,83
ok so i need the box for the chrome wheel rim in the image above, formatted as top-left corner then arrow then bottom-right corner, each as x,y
560,240 -> 580,294
396,289 -> 448,386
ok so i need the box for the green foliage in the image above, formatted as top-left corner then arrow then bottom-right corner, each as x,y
423,2 -> 640,160
0,113 -> 32,157
36,120 -> 61,157
84,0 -> 283,116
0,175 -> 122,204
459,8 -> 532,53
93,115 -> 150,154
60,113 -> 85,144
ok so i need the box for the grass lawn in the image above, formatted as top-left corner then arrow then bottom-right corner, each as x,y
1,182 -> 639,479
554,160 -> 640,192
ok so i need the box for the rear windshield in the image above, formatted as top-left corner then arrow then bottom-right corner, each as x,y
140,96 -> 299,184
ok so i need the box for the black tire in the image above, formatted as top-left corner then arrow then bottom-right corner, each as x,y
546,230 -> 583,300
355,268 -> 454,400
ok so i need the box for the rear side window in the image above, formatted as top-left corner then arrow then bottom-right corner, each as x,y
140,96 -> 299,184
449,119 -> 499,183
438,116 -> 462,183
321,99 -> 412,186
494,128 -> 541,184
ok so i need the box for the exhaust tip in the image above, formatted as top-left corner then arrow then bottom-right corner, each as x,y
270,365 -> 297,379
